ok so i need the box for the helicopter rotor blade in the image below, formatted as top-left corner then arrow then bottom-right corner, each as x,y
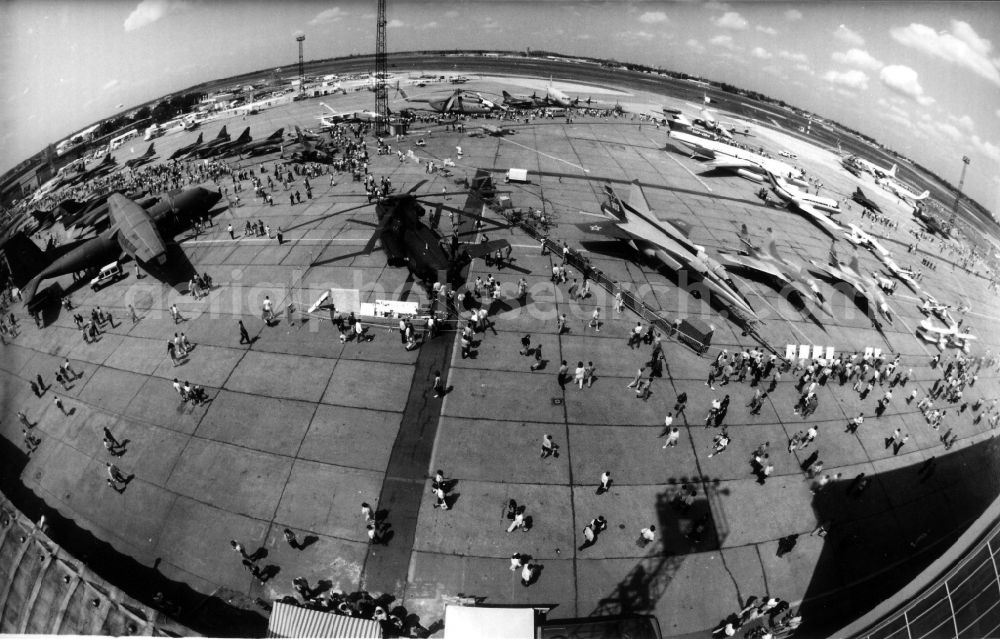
407,179 -> 428,194
433,202 -> 509,228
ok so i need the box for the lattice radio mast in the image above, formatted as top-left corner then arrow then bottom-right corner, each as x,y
374,0 -> 389,135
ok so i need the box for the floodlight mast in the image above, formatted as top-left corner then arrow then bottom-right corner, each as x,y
375,0 -> 389,136
296,34 -> 306,96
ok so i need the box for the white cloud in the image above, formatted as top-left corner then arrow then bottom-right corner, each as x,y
971,135 -> 1000,163
715,11 -> 747,30
444,9 -> 459,18
762,65 -> 785,78
934,122 -> 963,142
890,20 -> 1000,86
831,48 -> 883,70
687,38 -> 705,54
784,9 -> 802,21
794,63 -> 814,75
834,24 -> 864,47
124,0 -> 186,32
387,19 -> 404,28
639,11 -> 668,24
309,7 -> 348,25
756,25 -> 777,36
879,64 -> 934,105
949,114 -> 975,132
751,47 -> 772,60
778,50 -> 809,64
709,34 -> 736,50
822,68 -> 869,90
102,79 -> 119,91
417,21 -> 438,30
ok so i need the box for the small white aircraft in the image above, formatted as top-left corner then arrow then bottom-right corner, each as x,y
844,223 -> 890,256
919,295 -> 955,324
879,176 -> 930,203
916,317 -> 976,352
765,172 -> 844,239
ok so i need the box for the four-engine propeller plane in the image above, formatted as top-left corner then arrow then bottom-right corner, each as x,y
22,186 -> 223,306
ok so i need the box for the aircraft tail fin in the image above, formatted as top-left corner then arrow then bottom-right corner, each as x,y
195,132 -> 203,144
626,180 -> 651,219
268,128 -> 284,140
2,232 -> 49,289
888,164 -> 897,177
233,127 -> 251,144
400,89 -> 410,100
915,190 -> 930,201
143,143 -> 155,157
502,90 -> 513,99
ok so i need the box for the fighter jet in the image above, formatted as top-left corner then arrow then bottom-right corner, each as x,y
576,181 -> 758,322
188,125 -> 232,158
808,242 -> 894,327
717,231 -> 831,317
233,127 -> 285,157
851,187 -> 882,214
123,143 -> 157,169
281,126 -> 333,163
196,127 -> 251,158
844,223 -> 890,256
168,132 -> 204,160
500,90 -> 541,109
22,186 -> 222,307
478,124 -> 516,137
666,120 -> 804,185
765,172 -> 844,240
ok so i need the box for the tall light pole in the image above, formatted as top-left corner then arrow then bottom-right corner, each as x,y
950,155 -> 970,226
296,34 -> 306,95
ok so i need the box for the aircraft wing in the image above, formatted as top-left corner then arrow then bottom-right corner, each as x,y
575,221 -> 634,240
706,157 -> 759,171
789,199 -> 842,239
717,251 -> 788,282
465,238 -> 511,259
108,193 -> 167,265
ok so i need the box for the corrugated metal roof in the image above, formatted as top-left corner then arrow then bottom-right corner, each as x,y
0,497 -> 195,636
267,602 -> 383,638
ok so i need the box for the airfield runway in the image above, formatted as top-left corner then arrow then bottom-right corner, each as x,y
2,67 -> 999,637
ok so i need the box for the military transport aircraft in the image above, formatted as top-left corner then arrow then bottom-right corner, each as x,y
576,181 -> 758,322
22,186 -> 222,306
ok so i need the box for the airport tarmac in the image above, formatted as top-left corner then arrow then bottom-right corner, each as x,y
2,72 -> 999,637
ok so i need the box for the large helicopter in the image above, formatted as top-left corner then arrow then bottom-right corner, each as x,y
314,180 -> 512,286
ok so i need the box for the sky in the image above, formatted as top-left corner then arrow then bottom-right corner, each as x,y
1,0 -> 999,212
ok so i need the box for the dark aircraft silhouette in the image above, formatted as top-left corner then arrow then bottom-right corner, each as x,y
501,90 -> 542,109
913,205 -> 950,237
168,132 -> 204,160
196,127 -> 250,158
187,125 -> 230,158
123,143 -> 157,169
281,127 -> 334,163
317,182 -> 510,286
851,187 -> 882,214
60,154 -> 117,187
22,186 -> 223,306
399,89 -> 496,115
234,127 -> 285,157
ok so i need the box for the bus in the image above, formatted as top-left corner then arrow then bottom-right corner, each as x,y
109,129 -> 138,150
